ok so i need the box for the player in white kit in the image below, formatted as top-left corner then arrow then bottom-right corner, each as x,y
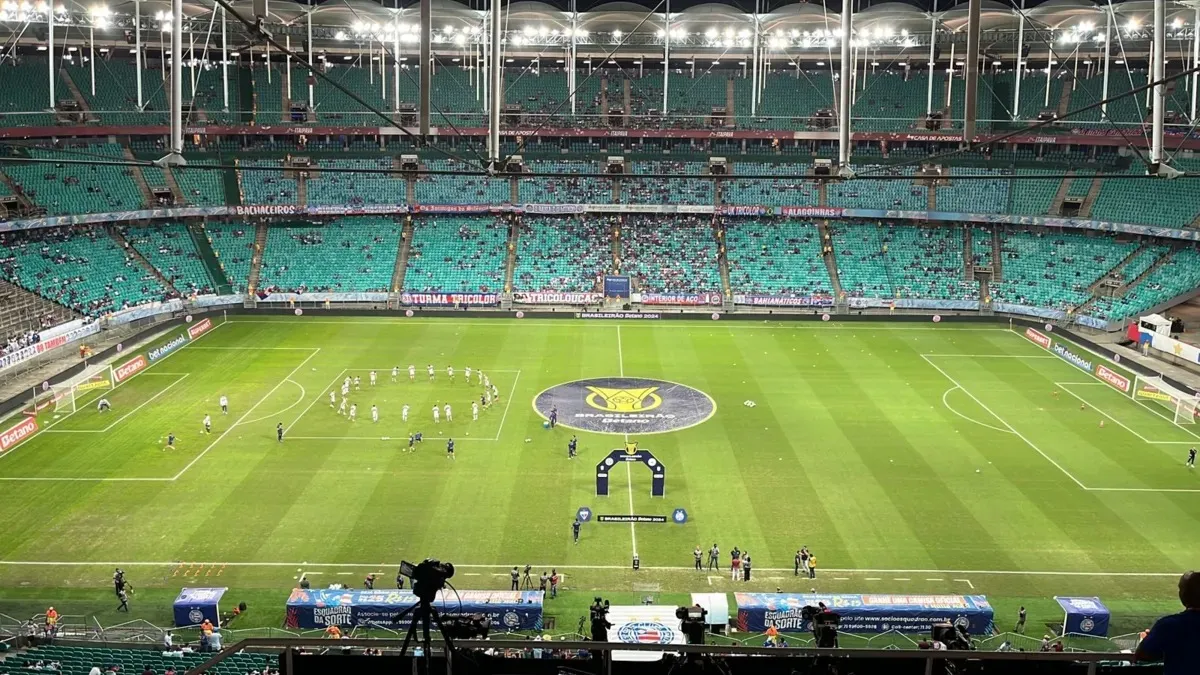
447,366 -> 454,383
330,391 -> 337,408
427,364 -> 435,381
219,395 -> 229,414
444,403 -> 452,423
371,405 -> 379,423
465,367 -> 472,383
432,405 -> 441,423
369,371 -> 377,386
338,398 -> 348,415
402,404 -> 410,422
409,365 -> 416,382
353,375 -> 361,391
472,401 -> 479,421
391,366 -> 399,382
341,382 -> 350,398
349,404 -> 357,422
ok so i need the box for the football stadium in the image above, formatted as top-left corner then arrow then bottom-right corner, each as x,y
1,0 -> 1200,670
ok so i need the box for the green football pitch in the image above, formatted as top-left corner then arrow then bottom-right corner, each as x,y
0,316 -> 1196,637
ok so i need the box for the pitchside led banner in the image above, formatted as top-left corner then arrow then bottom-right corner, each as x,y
285,589 -> 543,630
735,593 -> 994,634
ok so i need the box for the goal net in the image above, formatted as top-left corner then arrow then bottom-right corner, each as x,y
32,364 -> 115,415
1133,375 -> 1200,425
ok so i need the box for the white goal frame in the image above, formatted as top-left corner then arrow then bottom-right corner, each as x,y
1133,375 -> 1200,425
36,365 -> 115,415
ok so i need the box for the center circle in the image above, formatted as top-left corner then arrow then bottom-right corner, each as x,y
532,377 -> 716,435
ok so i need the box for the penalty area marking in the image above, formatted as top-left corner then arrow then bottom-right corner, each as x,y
1055,382 -> 1199,446
237,379 -> 308,428
940,386 -> 1012,435
42,373 -> 191,435
0,559 -> 1183,578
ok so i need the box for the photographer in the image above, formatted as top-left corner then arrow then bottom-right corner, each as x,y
510,567 -> 519,591
589,599 -> 612,642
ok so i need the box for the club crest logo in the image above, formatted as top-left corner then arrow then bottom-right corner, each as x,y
534,377 -> 715,435
585,386 -> 663,413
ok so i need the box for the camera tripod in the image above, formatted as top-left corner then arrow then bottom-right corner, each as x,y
394,598 -> 455,671
520,568 -> 534,589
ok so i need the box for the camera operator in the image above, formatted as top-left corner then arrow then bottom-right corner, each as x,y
802,603 -> 840,649
589,598 -> 612,642
510,567 -> 519,591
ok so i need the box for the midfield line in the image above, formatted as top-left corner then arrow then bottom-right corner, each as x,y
616,325 -> 638,558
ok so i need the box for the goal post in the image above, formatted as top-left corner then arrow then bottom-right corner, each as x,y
1133,375 -> 1200,425
36,365 -> 115,415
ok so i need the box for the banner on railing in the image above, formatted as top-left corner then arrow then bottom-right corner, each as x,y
735,593 -> 994,635
259,292 -> 389,303
0,321 -> 101,372
779,206 -> 845,218
285,589 -> 543,630
733,295 -> 833,307
513,291 -> 602,304
638,293 -> 722,306
401,292 -> 499,306
108,299 -> 185,326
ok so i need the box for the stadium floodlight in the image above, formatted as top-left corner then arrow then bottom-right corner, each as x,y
1134,376 -> 1200,425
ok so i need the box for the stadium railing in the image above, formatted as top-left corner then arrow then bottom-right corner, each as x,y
186,636 -> 1141,675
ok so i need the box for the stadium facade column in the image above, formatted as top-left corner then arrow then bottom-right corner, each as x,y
135,0 -> 144,108
170,0 -> 183,159
569,0 -> 577,116
306,4 -> 314,110
1012,0 -> 1024,120
89,24 -> 96,96
1151,0 -> 1165,166
1102,3 -> 1112,119
1192,4 -> 1200,121
221,5 -> 228,112
285,36 -> 293,100
488,0 -> 501,162
420,0 -> 432,136
963,0 -> 981,141
662,0 -> 670,118
750,0 -> 759,118
837,0 -> 851,173
47,5 -> 54,109
394,7 -> 401,113
926,0 -> 937,115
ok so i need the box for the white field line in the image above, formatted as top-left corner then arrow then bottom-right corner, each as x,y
0,321 -> 227,467
341,368 -> 521,374
1056,382 -> 1194,445
170,348 -> 322,480
940,386 -> 1013,434
0,560 -> 1182,578
239,379 -> 307,427
42,374 -> 191,435
226,319 -> 1014,332
954,579 -> 976,589
490,370 -> 521,441
286,436 -> 497,442
921,354 -> 1089,490
1086,486 -> 1200,493
920,354 -> 1057,358
616,324 -> 637,559
285,369 -> 346,434
186,347 -> 320,350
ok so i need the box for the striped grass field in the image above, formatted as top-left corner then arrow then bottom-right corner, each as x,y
0,317 -> 1194,636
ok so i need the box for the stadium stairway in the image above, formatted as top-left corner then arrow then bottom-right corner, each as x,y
816,220 -> 845,300
109,227 -> 178,296
390,216 -> 414,294
188,222 -> 234,294
1080,174 -> 1104,218
163,166 -> 187,204
0,170 -> 36,214
1117,248 -> 1176,297
0,278 -> 80,339
963,226 -> 973,282
504,215 -> 521,294
611,216 -> 623,272
1049,171 -> 1074,215
57,68 -> 98,123
991,229 -> 1003,281
122,147 -> 156,208
716,218 -> 732,302
297,174 -> 308,207
1087,243 -> 1152,294
246,224 -> 268,295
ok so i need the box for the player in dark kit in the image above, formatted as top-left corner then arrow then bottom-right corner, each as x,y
1188,447 -> 1197,468
446,438 -> 455,459
276,422 -> 284,442
568,436 -> 578,459
163,433 -> 176,450
572,519 -> 581,544
549,407 -> 558,428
